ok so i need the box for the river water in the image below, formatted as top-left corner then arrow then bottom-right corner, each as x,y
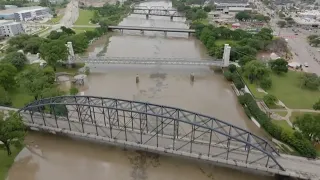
7,1 -> 274,180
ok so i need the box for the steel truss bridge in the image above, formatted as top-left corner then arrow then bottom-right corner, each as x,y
14,95 -> 320,179
131,6 -> 184,19
75,57 -> 223,66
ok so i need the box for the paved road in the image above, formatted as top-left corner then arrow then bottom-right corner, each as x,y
256,1 -> 320,75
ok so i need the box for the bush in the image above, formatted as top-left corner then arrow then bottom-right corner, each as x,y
238,93 -> 317,158
228,64 -> 237,73
244,106 -> 251,118
263,94 -> 278,107
224,70 -> 233,81
232,73 -> 245,90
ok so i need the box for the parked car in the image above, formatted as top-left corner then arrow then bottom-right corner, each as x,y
304,63 -> 309,67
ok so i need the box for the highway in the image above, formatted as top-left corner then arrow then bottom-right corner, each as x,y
256,1 -> 320,75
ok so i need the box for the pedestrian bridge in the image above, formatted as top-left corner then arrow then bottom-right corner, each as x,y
76,57 -> 224,66
13,96 -> 320,180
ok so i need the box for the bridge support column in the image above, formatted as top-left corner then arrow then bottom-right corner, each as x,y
188,32 -> 191,37
190,73 -> 194,82
136,74 -> 139,83
170,16 -> 173,21
141,30 -> 144,34
146,14 -> 149,19
164,31 -> 167,36
223,44 -> 231,67
65,41 -> 76,68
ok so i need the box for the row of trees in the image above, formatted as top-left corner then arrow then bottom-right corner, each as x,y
89,2 -> 132,25
172,0 -> 211,21
235,11 -> 271,22
6,26 -> 104,70
294,114 -> 320,146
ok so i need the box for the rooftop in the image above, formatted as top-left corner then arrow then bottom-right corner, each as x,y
0,6 -> 47,15
213,0 -> 248,4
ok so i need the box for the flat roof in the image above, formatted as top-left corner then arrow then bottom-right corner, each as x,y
0,6 -> 47,15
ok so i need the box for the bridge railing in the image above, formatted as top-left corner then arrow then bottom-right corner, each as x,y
20,95 -> 284,171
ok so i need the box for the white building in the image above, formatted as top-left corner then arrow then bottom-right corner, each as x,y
213,0 -> 250,11
13,6 -> 51,22
293,10 -> 320,28
0,20 -> 25,37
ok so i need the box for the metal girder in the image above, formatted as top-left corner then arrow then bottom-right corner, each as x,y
19,95 -> 284,171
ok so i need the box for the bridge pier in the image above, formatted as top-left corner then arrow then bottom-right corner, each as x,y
136,74 -> 139,83
146,14 -> 149,19
170,16 -> 173,21
164,31 -> 167,36
190,73 -> 194,82
188,32 -> 191,37
140,30 -> 144,34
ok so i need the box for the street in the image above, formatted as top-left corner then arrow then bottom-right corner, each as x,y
257,1 -> 320,75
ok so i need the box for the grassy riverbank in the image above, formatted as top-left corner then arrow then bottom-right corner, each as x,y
74,9 -> 94,25
0,146 -> 22,180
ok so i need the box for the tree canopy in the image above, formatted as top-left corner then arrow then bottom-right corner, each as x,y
294,114 -> 320,143
0,111 -> 25,155
3,51 -> 28,70
0,63 -> 17,90
39,40 -> 69,70
17,67 -> 56,100
270,58 -> 288,74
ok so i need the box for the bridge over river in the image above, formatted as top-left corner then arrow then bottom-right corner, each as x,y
2,96 -> 319,180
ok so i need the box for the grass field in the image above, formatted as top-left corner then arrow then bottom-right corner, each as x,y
8,89 -> 33,109
243,71 -> 320,109
275,111 -> 288,117
72,27 -> 95,34
0,146 -> 22,180
289,111 -> 319,123
74,9 -> 94,25
272,120 -> 294,133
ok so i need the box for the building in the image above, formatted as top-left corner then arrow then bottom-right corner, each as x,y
0,6 -> 51,21
213,0 -> 251,11
0,20 -> 25,37
293,10 -> 320,28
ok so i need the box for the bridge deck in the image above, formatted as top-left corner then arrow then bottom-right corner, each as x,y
132,12 -> 184,17
108,26 -> 195,33
76,57 -> 223,66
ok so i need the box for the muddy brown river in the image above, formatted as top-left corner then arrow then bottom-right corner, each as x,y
7,1 -> 274,180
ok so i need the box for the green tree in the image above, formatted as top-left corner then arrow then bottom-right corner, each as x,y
0,63 -> 17,90
7,34 -> 32,49
263,94 -> 278,107
0,86 -> 11,106
260,77 -> 272,89
239,56 -> 255,66
224,70 -> 233,81
23,37 -> 44,54
235,11 -> 251,21
243,61 -> 270,84
39,40 -> 68,71
313,99 -> 320,110
232,73 -> 244,90
270,58 -> 288,74
228,64 -> 237,73
17,67 -> 55,100
3,51 -> 28,70
0,111 -> 25,155
300,73 -> 320,90
294,114 -> 320,143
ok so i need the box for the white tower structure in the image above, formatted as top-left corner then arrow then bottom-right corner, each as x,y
223,44 -> 231,67
66,41 -> 75,65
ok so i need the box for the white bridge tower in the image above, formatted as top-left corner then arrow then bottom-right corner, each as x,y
223,44 -> 231,67
66,41 -> 75,66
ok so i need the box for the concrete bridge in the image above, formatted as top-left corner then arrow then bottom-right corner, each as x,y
131,6 -> 183,20
1,95 -> 319,180
108,25 -> 195,35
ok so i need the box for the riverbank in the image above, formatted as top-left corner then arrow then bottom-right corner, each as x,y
0,146 -> 22,180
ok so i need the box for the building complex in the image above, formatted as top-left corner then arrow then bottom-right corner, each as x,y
0,6 -> 51,21
0,20 -> 25,37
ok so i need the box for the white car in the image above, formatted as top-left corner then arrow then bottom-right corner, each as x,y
304,63 -> 309,67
